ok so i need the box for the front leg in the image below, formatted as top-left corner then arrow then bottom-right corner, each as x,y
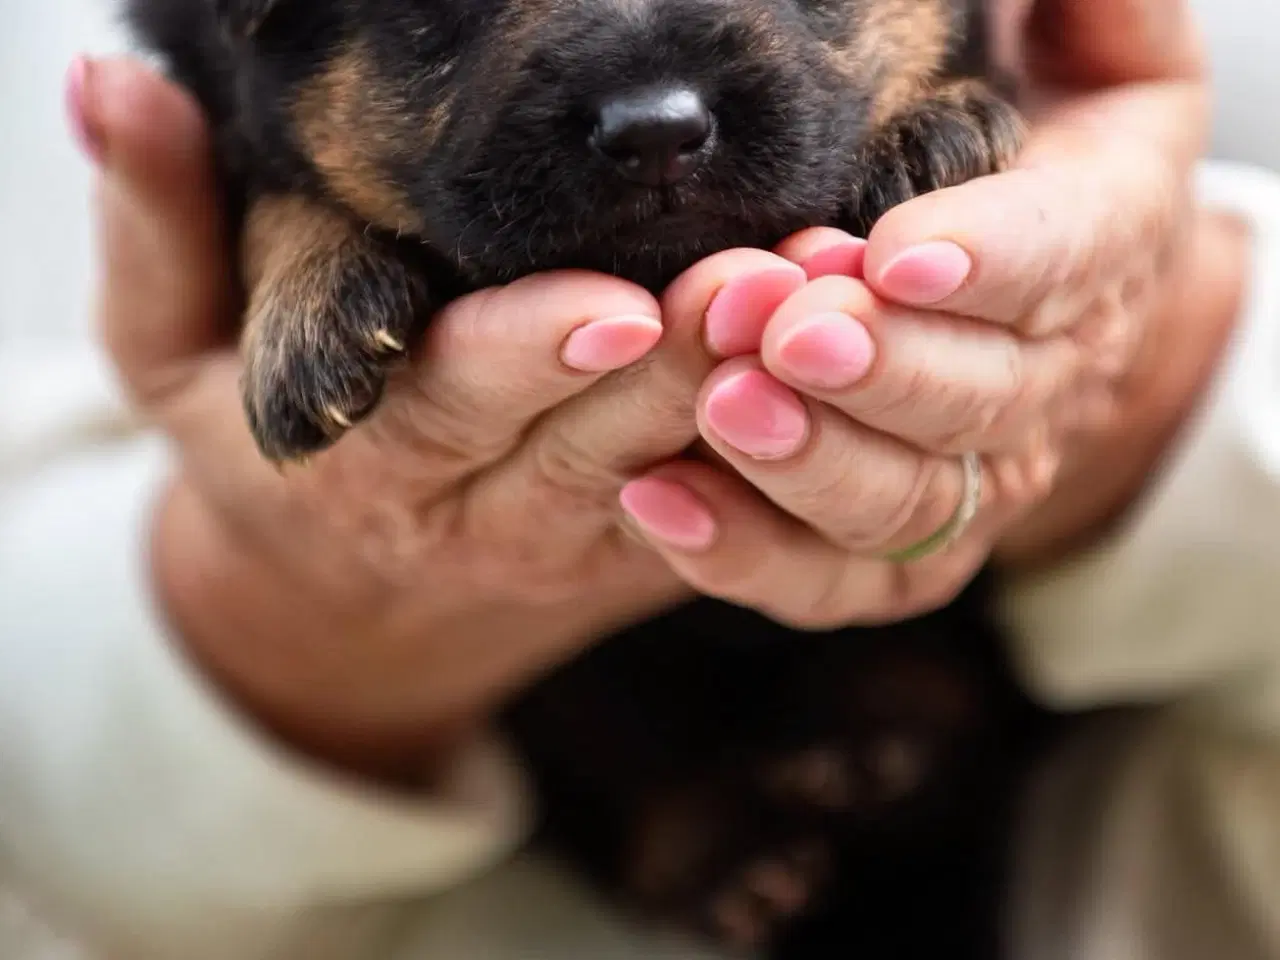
842,79 -> 1026,237
239,194 -> 436,462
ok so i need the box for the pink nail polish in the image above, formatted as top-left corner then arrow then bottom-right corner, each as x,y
704,267 -> 806,357
776,313 -> 875,390
65,56 -> 105,165
704,369 -> 809,460
800,240 -> 867,280
619,477 -> 717,551
561,314 -> 663,372
876,241 -> 972,305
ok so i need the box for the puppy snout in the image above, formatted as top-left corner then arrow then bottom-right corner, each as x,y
589,86 -> 714,186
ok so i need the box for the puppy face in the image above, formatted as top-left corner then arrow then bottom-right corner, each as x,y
238,0 -> 957,290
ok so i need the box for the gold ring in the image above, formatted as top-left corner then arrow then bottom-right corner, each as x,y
882,452 -> 983,564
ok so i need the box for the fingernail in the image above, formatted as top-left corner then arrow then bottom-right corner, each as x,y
704,369 -> 809,460
620,477 -> 718,551
775,313 -> 876,390
705,267 -> 807,357
876,241 -> 972,305
800,239 -> 867,280
65,56 -> 105,165
561,315 -> 663,372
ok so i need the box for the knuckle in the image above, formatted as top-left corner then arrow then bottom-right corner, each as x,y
788,467 -> 867,544
895,566 -> 973,619
674,538 -> 795,612
370,386 -> 509,468
863,557 -> 978,624
1073,291 -> 1138,377
681,556 -> 764,606
768,589 -> 857,631
931,338 -> 1027,452
529,427 -> 630,512
760,603 -> 845,632
436,286 -> 506,354
295,478 -> 461,581
992,441 -> 1059,513
859,360 -> 937,425
828,456 -> 948,553
455,502 -> 613,605
770,563 -> 866,631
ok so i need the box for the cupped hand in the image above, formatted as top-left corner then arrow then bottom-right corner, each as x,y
79,57 -> 815,782
617,0 -> 1209,626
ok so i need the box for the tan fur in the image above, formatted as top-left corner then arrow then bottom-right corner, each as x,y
293,43 -> 448,233
839,0 -> 953,126
241,193 -> 356,354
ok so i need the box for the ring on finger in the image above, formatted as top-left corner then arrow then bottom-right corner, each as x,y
881,451 -> 982,564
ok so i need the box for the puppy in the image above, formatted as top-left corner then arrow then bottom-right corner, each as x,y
123,0 -> 1045,955
123,0 -> 1024,463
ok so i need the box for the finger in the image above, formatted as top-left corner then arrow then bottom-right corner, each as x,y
696,250 -> 811,357
862,148 -> 1181,341
84,57 -> 235,407
759,274 -> 1082,453
463,250 -> 806,536
771,228 -> 867,280
696,359 -> 1029,558
367,270 -> 663,468
861,43 -> 1205,337
618,462 -> 983,627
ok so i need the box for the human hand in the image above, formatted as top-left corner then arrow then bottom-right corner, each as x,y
616,0 -> 1209,624
77,57 -> 814,784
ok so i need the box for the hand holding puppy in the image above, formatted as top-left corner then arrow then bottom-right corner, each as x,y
82,0 -> 1214,782
619,0 -> 1211,623
80,58 -> 713,783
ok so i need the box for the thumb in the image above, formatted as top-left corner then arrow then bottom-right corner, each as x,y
79,56 -> 236,408
862,0 -> 1206,337
860,131 -> 1185,337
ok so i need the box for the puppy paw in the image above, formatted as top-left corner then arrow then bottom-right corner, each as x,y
845,79 -> 1026,235
239,195 -> 428,462
706,840 -> 831,951
624,775 -> 835,951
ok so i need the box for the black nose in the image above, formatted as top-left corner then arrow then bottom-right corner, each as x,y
590,87 -> 713,186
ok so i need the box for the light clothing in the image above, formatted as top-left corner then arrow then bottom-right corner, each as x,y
4,0 -> 1280,957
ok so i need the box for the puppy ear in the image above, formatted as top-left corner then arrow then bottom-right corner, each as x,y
214,0 -> 283,40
